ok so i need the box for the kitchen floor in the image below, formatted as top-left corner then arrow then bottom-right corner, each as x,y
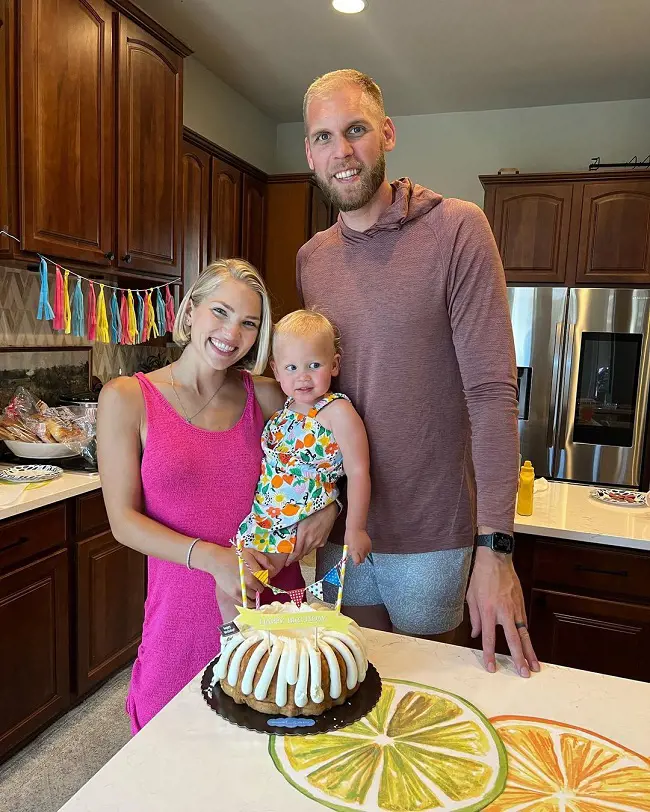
1,555 -> 317,812
0,666 -> 131,812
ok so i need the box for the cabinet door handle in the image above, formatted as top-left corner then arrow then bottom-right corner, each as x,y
121,254 -> 132,263
3,535 -> 30,552
104,251 -> 115,260
575,564 -> 628,578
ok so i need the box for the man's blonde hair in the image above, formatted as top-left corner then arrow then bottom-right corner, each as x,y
303,69 -> 385,126
272,309 -> 340,357
173,259 -> 272,375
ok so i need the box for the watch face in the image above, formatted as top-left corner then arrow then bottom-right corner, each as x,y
492,533 -> 514,553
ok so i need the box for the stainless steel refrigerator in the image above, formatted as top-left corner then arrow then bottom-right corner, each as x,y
508,287 -> 650,488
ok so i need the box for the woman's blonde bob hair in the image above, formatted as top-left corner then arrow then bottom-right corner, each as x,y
173,259 -> 272,375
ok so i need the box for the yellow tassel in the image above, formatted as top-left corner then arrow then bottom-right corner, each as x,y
96,284 -> 110,344
147,292 -> 159,339
63,270 -> 72,334
127,290 -> 138,344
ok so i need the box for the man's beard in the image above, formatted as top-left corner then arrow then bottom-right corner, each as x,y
316,152 -> 386,213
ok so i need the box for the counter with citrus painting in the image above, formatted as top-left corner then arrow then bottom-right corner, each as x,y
59,627 -> 650,812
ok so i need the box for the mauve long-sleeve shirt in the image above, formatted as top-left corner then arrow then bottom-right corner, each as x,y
296,178 -> 519,553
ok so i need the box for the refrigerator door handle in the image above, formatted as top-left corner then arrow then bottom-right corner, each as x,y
557,323 -> 576,446
546,321 -> 564,453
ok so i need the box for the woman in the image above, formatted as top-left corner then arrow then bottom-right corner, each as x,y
98,260 -> 327,734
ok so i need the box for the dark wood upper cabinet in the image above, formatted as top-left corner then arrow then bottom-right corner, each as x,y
0,0 -> 15,259
488,184 -> 574,284
575,181 -> 650,285
310,184 -> 333,237
0,548 -> 70,761
117,16 -> 182,276
241,173 -> 266,273
482,170 -> 650,287
180,138 -> 211,290
19,0 -> 114,265
76,530 -> 145,696
210,156 -> 242,262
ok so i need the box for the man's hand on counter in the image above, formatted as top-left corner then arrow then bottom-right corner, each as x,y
466,544 -> 540,678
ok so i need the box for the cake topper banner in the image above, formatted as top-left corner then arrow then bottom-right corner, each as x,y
235,606 -> 352,632
0,230 -> 179,345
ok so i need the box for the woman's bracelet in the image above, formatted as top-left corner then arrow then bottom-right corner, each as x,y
186,537 -> 202,570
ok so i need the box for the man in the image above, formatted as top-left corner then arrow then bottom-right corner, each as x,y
290,69 -> 538,678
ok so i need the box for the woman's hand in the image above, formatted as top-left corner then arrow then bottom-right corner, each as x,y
286,502 -> 338,564
202,544 -> 269,602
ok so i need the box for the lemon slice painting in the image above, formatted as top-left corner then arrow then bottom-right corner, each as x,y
269,679 -> 508,812
485,716 -> 650,811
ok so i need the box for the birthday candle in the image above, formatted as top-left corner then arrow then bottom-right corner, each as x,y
335,545 -> 348,613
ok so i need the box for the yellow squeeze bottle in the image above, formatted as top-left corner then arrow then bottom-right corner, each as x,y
516,460 -> 535,516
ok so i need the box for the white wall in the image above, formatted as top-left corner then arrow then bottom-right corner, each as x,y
276,98 -> 650,206
183,57 -> 277,173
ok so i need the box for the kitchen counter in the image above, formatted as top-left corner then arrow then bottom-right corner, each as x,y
514,480 -> 650,551
0,469 -> 100,521
59,628 -> 650,812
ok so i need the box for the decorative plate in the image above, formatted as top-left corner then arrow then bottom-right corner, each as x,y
590,487 -> 648,508
0,464 -> 63,484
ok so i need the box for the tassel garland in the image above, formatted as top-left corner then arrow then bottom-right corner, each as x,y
72,278 -> 84,337
109,290 -> 121,345
120,291 -> 130,345
165,286 -> 175,333
37,258 -> 55,321
53,266 -> 64,331
87,282 -> 97,341
96,284 -> 110,344
63,270 -> 71,334
127,290 -> 137,345
155,288 -> 166,337
135,292 -> 144,342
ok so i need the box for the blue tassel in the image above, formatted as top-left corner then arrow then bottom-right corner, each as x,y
36,257 -> 55,320
135,292 -> 144,343
72,278 -> 85,337
110,290 -> 121,344
155,288 -> 166,335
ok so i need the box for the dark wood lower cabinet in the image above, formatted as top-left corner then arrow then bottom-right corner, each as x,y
0,548 -> 69,760
529,588 -> 650,682
76,531 -> 146,696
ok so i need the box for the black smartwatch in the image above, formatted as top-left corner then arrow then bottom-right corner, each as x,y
475,532 -> 515,555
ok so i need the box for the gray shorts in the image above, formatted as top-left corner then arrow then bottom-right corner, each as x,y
316,543 -> 473,636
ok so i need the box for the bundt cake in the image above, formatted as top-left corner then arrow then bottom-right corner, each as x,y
211,602 -> 368,717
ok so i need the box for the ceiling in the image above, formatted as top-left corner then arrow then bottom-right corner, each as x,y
135,0 -> 650,123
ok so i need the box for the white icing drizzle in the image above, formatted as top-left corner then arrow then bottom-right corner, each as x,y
294,644 -> 310,707
306,638 -> 324,703
241,637 -> 269,695
317,639 -> 341,699
227,636 -> 260,686
214,633 -> 244,685
275,641 -> 292,707
254,638 -> 284,701
216,603 -> 368,708
326,630 -> 367,681
323,635 -> 358,689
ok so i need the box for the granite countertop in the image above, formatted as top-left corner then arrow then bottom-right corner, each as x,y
0,469 -> 100,521
58,628 -> 650,812
514,480 -> 650,551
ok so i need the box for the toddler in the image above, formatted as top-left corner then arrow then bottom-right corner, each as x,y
236,309 -> 371,575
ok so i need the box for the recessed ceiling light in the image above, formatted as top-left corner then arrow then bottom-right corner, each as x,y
332,0 -> 366,13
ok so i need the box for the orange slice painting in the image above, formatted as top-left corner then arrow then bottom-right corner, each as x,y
485,716 -> 650,811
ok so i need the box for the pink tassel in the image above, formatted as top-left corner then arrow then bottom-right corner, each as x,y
53,266 -> 64,331
87,282 -> 97,341
164,285 -> 175,332
119,291 -> 131,345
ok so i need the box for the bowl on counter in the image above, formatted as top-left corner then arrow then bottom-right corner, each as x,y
3,440 -> 79,459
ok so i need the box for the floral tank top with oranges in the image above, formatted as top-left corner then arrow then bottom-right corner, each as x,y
236,392 -> 349,554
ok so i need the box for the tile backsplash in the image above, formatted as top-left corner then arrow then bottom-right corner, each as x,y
0,265 -> 177,385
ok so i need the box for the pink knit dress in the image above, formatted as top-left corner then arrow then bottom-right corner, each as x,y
126,371 -> 304,734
